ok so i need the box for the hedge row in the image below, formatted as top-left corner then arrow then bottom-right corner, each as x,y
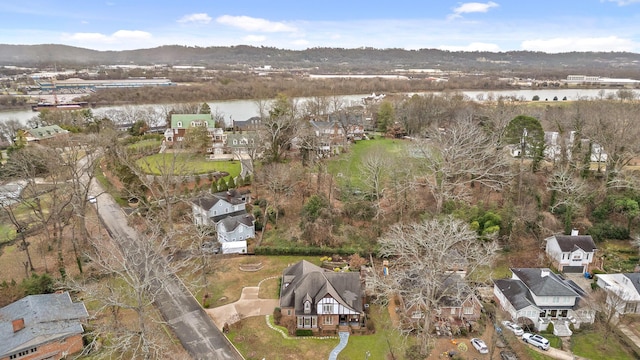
296,329 -> 314,337
254,246 -> 368,257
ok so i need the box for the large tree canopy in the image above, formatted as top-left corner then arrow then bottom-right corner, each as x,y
503,115 -> 545,170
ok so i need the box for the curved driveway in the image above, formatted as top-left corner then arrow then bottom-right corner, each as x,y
206,286 -> 279,329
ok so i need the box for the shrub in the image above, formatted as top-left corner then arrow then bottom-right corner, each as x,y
544,321 -> 554,335
296,329 -> 314,337
588,222 -> 629,242
273,307 -> 282,325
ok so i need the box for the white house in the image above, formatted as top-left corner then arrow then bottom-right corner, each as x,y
216,213 -> 255,254
191,190 -> 253,254
494,268 -> 595,336
545,230 -> 597,273
595,273 -> 640,315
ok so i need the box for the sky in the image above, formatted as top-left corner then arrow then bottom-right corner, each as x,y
1,1 -> 640,53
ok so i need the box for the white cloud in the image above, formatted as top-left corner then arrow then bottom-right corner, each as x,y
177,13 -> 212,24
449,1 -> 498,19
112,30 -> 151,39
291,39 -> 309,46
602,0 -> 640,5
521,36 -> 636,52
216,15 -> 297,33
243,35 -> 267,43
63,30 -> 151,45
438,42 -> 501,52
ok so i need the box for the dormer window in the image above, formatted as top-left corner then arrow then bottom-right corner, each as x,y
176,121 -> 182,128
303,300 -> 311,314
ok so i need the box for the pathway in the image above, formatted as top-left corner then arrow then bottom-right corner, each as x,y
206,286 -> 279,329
328,332 -> 350,360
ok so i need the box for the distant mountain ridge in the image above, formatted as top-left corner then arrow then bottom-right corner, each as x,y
1,44 -> 640,74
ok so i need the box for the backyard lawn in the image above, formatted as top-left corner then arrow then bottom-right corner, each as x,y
135,153 -> 241,177
327,137 -> 408,190
572,331 -> 636,360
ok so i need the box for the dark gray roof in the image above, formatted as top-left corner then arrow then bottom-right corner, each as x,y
624,273 -> 640,294
552,235 -> 596,252
494,278 -> 535,311
511,268 -> 580,297
192,189 -> 249,210
0,292 -> 88,357
218,213 -> 255,231
279,260 -> 363,315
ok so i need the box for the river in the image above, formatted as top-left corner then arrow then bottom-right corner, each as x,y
0,88 -> 636,125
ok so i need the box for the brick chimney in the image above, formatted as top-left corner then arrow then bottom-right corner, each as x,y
12,318 -> 25,332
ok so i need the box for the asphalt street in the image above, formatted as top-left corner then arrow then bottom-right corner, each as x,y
92,184 -> 244,360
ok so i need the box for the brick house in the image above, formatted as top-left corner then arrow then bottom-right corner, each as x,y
0,292 -> 88,360
279,260 -> 364,334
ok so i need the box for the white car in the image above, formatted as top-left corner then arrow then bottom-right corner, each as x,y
471,338 -> 489,354
522,333 -> 550,350
502,320 -> 524,336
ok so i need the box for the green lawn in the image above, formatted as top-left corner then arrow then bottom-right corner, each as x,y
327,138 -> 408,191
0,224 -> 16,245
572,331 -> 635,360
338,305 -> 411,360
126,138 -> 162,150
135,153 -> 241,177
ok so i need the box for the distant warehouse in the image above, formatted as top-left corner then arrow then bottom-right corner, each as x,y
36,77 -> 175,91
565,75 -> 640,86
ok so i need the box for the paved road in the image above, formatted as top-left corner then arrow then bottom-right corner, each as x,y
92,184 -> 244,360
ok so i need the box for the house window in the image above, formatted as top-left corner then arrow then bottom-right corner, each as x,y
553,297 -> 559,303
304,300 -> 311,314
304,317 -> 311,327
450,308 -> 456,315
324,316 -> 333,325
463,307 -> 474,315
572,254 -> 582,260
9,347 -> 37,359
411,311 -> 424,319
239,226 -> 243,233
287,310 -> 291,315
233,139 -> 238,145
176,121 -> 182,127
539,311 -> 546,318
323,304 -> 332,314
298,317 -> 303,327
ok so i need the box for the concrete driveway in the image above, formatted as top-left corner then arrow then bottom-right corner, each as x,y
207,287 -> 279,329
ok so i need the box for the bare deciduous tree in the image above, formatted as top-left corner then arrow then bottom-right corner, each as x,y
367,216 -> 498,355
411,118 -> 514,212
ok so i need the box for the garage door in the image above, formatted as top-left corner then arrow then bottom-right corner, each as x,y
563,266 -> 584,273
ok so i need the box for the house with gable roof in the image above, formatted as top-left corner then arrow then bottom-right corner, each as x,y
595,273 -> 640,315
191,189 -> 253,254
545,230 -> 597,273
0,292 -> 88,360
493,268 -> 595,336
279,260 -> 365,334
164,114 -> 226,156
19,125 -> 69,143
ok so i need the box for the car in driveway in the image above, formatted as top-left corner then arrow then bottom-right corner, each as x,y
502,320 -> 524,336
522,333 -> 550,350
470,338 -> 489,354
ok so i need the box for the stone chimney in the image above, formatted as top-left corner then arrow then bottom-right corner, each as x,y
571,229 -> 579,236
12,318 -> 25,332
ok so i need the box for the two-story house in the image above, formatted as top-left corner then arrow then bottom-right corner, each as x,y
164,113 -> 222,147
279,260 -> 364,335
308,120 -> 345,156
191,189 -> 253,254
0,292 -> 88,360
595,273 -> 640,315
545,230 -> 597,273
494,268 -> 595,336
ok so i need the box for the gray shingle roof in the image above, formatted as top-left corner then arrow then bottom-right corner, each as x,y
494,278 -> 535,311
0,292 -> 88,357
552,235 -> 596,252
279,260 -> 363,315
511,268 -> 579,297
624,273 -> 640,294
219,213 -> 255,231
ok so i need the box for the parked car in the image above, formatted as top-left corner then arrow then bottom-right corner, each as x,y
522,333 -> 550,350
470,338 -> 489,354
502,320 -> 524,336
500,350 -> 518,360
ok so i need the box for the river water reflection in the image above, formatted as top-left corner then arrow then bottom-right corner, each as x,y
1,88 -> 637,125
